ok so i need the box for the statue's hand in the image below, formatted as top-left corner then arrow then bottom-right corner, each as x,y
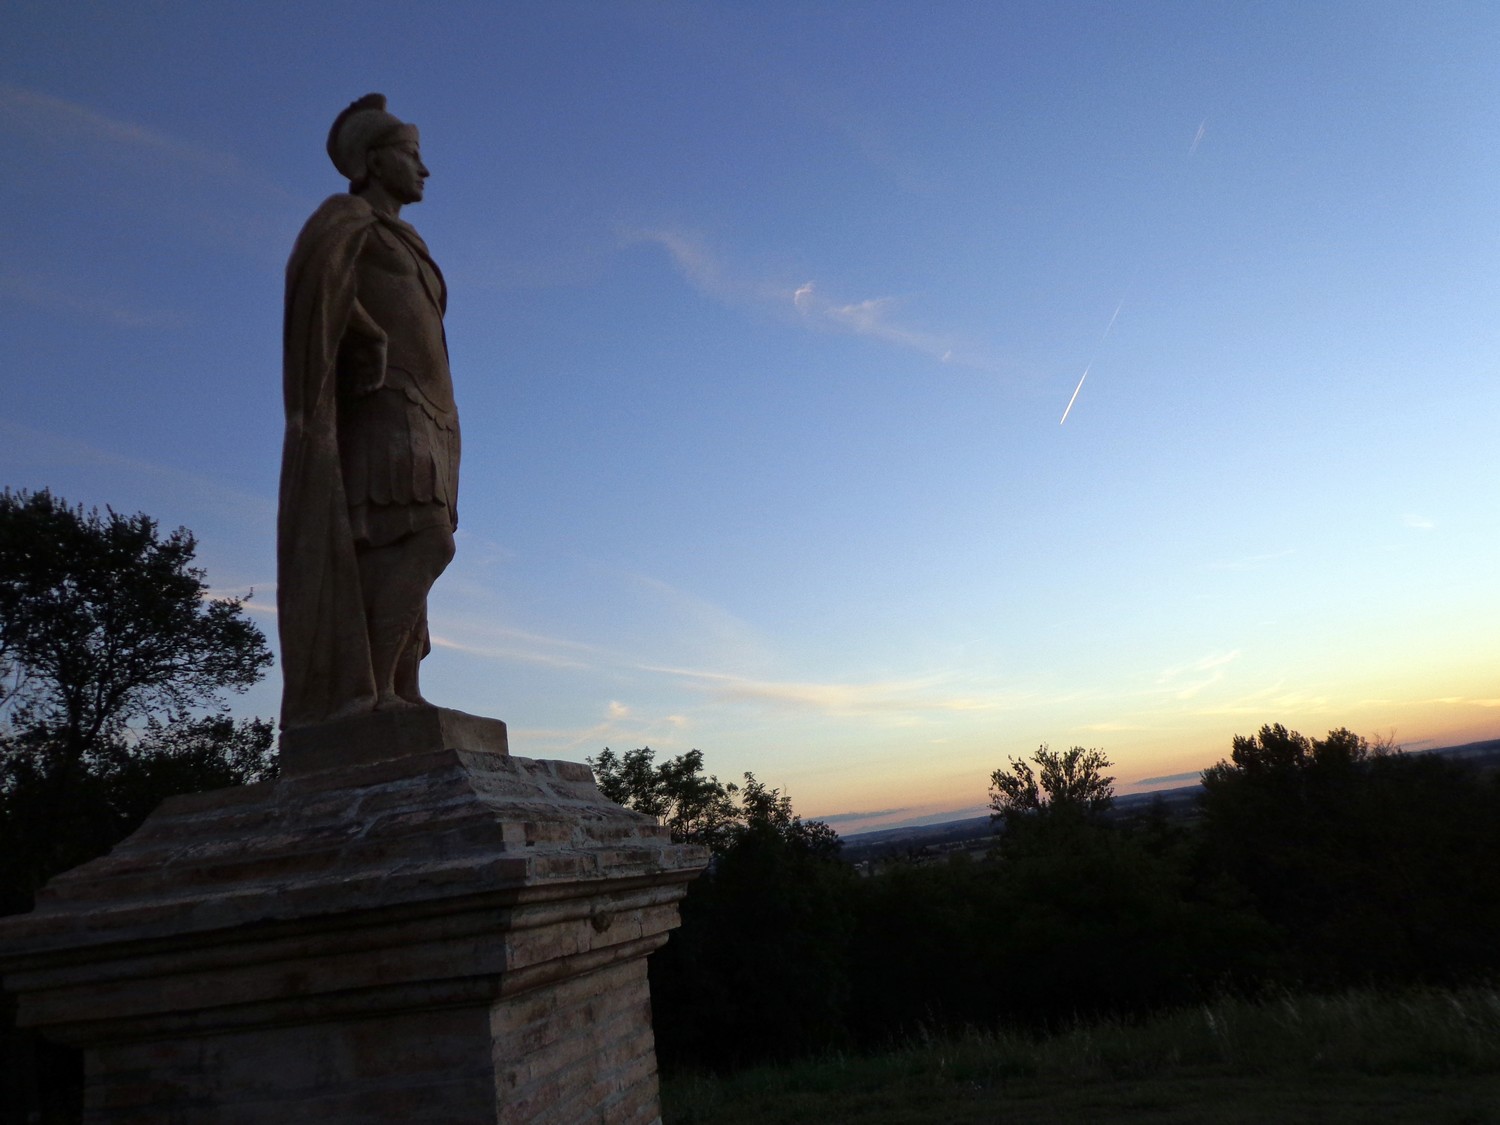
338,299 -> 388,396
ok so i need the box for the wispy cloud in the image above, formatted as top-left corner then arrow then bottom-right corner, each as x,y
430,553 -> 771,680
1187,682 -> 1336,718
227,593 -> 277,620
0,420 -> 275,522
626,227 -> 997,371
1155,650 -> 1241,700
0,83 -> 291,196
818,807 -> 914,826
1434,696 -> 1500,709
818,802 -> 992,835
1135,769 -> 1203,786
628,228 -> 749,302
0,274 -> 185,330
512,700 -> 693,757
619,568 -> 771,667
638,664 -> 1024,720
1157,651 -> 1242,679
432,549 -> 1025,730
1,84 -> 300,267
1402,513 -> 1435,531
791,280 -> 962,363
428,625 -> 599,671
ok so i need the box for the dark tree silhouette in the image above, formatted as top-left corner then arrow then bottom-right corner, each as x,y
590,746 -> 742,850
0,489 -> 271,756
1199,724 -> 1500,984
989,744 -> 1115,831
0,489 -> 275,914
589,746 -> 851,1069
1,489 -> 276,1125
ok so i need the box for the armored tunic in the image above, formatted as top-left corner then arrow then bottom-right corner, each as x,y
337,214 -> 460,547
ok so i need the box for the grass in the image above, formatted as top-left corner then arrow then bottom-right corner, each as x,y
661,986 -> 1500,1123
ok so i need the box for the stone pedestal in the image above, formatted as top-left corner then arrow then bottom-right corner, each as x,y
0,709 -> 708,1123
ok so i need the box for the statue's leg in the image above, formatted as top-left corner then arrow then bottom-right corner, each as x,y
393,604 -> 430,705
357,526 -> 455,708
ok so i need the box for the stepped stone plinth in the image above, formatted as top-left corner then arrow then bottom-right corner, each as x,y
0,708 -> 708,1123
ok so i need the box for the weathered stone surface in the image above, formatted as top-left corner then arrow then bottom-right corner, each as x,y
0,738 -> 707,1123
278,704 -> 509,777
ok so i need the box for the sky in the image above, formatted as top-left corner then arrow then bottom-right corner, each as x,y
4,2 -> 1498,833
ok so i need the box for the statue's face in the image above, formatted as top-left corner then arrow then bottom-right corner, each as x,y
369,140 -> 429,205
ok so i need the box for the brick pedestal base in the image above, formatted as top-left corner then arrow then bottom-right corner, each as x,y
0,709 -> 707,1124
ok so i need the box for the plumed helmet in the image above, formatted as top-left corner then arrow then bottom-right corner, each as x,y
326,93 -> 420,183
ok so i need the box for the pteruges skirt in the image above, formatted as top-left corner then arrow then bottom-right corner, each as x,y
337,386 -> 460,549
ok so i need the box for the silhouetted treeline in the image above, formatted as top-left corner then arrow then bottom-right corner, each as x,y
614,729 -> 1500,1073
1197,725 -> 1500,985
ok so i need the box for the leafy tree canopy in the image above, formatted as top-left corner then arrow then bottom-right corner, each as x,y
0,488 -> 272,756
599,746 -> 852,1070
590,746 -> 741,849
0,489 -> 276,915
1200,724 -> 1393,798
989,744 -> 1115,830
589,745 -> 840,857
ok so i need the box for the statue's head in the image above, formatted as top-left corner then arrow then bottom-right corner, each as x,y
327,93 -> 427,203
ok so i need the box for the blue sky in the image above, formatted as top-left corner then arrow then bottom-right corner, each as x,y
4,2 -> 1498,832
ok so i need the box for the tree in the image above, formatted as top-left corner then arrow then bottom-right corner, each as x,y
590,746 -> 742,850
1,490 -> 277,1125
0,715 -> 275,918
989,744 -> 1114,830
1201,724 -> 1389,790
736,772 -> 843,859
0,489 -> 275,913
590,745 -> 842,858
0,489 -> 271,757
1197,723 -> 1500,986
588,746 -> 852,1069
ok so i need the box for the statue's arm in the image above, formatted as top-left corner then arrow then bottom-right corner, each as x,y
337,298 -> 388,396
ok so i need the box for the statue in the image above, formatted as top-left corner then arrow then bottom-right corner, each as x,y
277,94 -> 459,728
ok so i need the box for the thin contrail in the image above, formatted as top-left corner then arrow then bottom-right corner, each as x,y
1059,116 -> 1202,425
1189,119 -> 1207,155
1059,364 -> 1090,425
1102,298 -> 1124,336
1060,297 -> 1125,425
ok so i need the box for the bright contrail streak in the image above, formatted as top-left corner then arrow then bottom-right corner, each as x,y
1059,364 -> 1090,425
1060,298 -> 1125,424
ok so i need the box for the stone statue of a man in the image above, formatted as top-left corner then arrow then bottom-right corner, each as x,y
277,93 -> 459,728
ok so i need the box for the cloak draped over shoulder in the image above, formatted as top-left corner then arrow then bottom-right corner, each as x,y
277,193 -> 450,728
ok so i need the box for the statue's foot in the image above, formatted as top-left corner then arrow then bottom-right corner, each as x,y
373,691 -> 420,712
328,694 -> 379,721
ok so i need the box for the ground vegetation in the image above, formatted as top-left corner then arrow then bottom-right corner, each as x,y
610,722 -> 1500,1080
662,986 -> 1500,1124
